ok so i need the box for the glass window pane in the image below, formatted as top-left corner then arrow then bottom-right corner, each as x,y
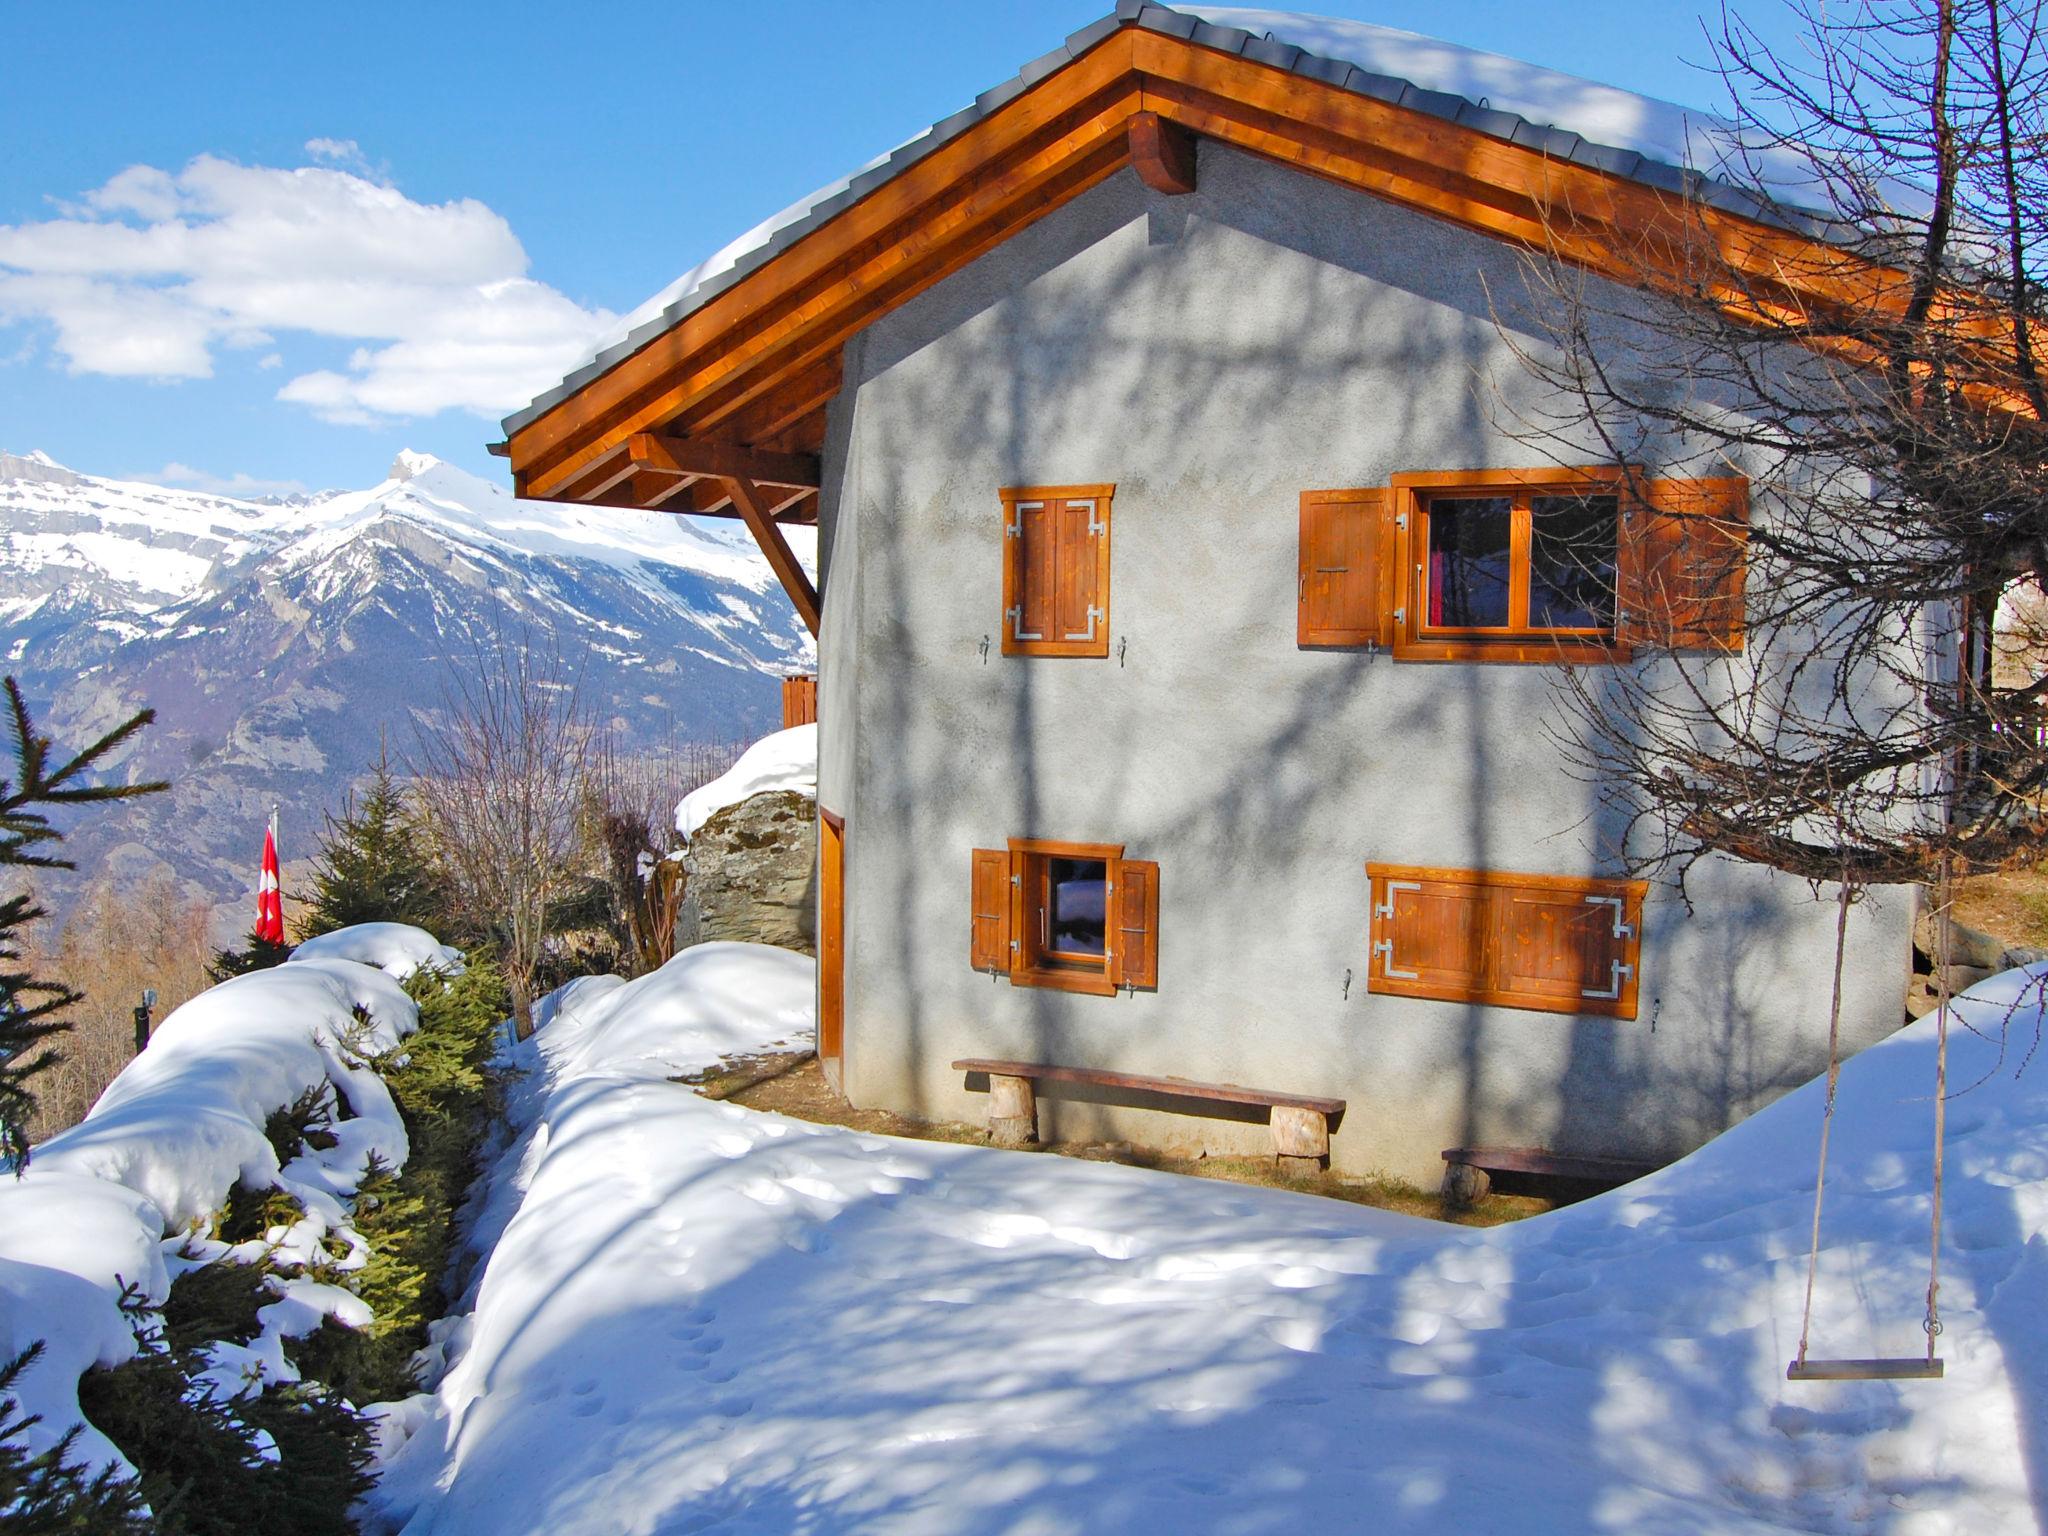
1427,496 -> 1512,628
1046,857 -> 1107,957
1529,494 -> 1617,630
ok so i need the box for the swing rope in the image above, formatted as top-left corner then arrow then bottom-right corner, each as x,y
1792,866 -> 1854,1375
1788,851 -> 1950,1383
1924,853 -> 1952,1363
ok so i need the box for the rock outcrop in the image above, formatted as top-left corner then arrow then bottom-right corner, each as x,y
674,790 -> 817,955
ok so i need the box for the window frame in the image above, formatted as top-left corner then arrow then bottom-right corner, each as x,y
1390,468 -> 1631,664
999,483 -> 1115,659
1008,837 -> 1124,995
1366,861 -> 1647,1020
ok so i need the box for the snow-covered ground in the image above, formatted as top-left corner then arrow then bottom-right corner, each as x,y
0,941 -> 434,1474
371,947 -> 2048,1534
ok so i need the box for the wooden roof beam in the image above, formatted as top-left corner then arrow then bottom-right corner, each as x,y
626,432 -> 821,490
725,474 -> 820,636
1128,110 -> 1196,195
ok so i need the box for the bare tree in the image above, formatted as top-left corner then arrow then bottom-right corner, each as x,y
22,871 -> 214,1141
408,628 -> 594,1036
581,732 -> 744,976
1491,0 -> 2047,895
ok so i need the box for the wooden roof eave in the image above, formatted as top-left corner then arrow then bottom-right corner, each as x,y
506,22 -> 2036,519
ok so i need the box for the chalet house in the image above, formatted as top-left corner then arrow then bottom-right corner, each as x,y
497,5 -> 1913,1183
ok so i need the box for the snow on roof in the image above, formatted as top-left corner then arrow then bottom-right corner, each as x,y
506,2 -> 1840,437
0,956 -> 421,1473
290,921 -> 465,980
675,722 -> 817,840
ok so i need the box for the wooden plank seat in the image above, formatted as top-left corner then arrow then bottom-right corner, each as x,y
1440,1145 -> 1659,1207
952,1058 -> 1344,1170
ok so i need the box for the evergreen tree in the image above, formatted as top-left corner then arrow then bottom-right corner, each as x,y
298,751 -> 441,939
1,678 -> 165,1165
204,932 -> 293,984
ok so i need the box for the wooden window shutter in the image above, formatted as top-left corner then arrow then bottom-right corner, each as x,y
1001,486 -> 1112,657
1368,864 -> 1645,1019
1298,489 -> 1392,647
970,847 -> 1013,973
1109,858 -> 1160,990
1618,477 -> 1748,653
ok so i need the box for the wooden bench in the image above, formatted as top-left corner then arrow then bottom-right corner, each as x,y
952,1058 -> 1345,1172
1440,1146 -> 1658,1207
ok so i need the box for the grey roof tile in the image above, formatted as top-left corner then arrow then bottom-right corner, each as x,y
1242,35 -> 1301,70
1065,14 -> 1123,52
1018,46 -> 1072,86
1455,102 -> 1523,139
1188,20 -> 1249,53
1135,5 -> 1196,38
975,76 -> 1025,114
1572,141 -> 1646,178
1341,66 -> 1410,104
1398,84 -> 1468,120
1293,52 -> 1351,87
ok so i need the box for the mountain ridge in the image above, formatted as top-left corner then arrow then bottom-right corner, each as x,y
0,449 -> 812,933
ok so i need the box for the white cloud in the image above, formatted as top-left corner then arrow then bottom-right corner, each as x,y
0,154 -> 620,423
305,137 -> 364,166
136,461 -> 311,498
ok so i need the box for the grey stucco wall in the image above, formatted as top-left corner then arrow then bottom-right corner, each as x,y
818,142 -> 1911,1182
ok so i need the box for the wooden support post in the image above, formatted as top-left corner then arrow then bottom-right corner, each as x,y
1442,1160 -> 1491,1210
723,474 -> 821,636
1129,110 -> 1197,195
1271,1104 -> 1328,1174
987,1073 -> 1038,1147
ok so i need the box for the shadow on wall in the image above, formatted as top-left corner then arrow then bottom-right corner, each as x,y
844,143 -> 1868,1167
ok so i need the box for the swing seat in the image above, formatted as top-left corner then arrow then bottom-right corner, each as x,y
1787,1357 -> 1944,1382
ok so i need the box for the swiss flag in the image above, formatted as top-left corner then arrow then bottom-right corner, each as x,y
255,812 -> 284,945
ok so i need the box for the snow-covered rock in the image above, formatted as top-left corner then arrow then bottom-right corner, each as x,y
0,954 -> 423,1474
374,950 -> 2048,1535
674,723 -> 816,840
290,922 -> 464,980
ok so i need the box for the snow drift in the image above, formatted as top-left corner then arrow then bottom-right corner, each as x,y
372,942 -> 2048,1533
0,931 -> 437,1475
291,922 -> 465,980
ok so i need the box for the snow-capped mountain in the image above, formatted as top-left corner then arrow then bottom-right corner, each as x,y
0,448 -> 812,925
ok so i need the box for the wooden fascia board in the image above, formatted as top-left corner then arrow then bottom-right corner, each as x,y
627,431 -> 820,489
725,474 -> 822,636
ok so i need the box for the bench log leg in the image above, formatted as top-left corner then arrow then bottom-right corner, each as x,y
987,1073 -> 1038,1147
1441,1160 -> 1490,1209
1271,1105 -> 1328,1175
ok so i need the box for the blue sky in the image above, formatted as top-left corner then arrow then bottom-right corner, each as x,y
0,1 -> 1794,496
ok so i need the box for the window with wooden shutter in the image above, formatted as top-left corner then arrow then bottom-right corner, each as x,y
1617,477 -> 1748,653
1000,485 -> 1113,657
1298,488 -> 1392,647
969,839 -> 1159,994
1370,468 -> 1748,663
1367,863 -> 1645,1019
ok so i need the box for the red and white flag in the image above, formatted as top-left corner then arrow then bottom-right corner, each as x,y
255,809 -> 284,944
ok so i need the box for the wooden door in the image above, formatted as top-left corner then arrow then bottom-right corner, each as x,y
819,809 -> 845,1087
